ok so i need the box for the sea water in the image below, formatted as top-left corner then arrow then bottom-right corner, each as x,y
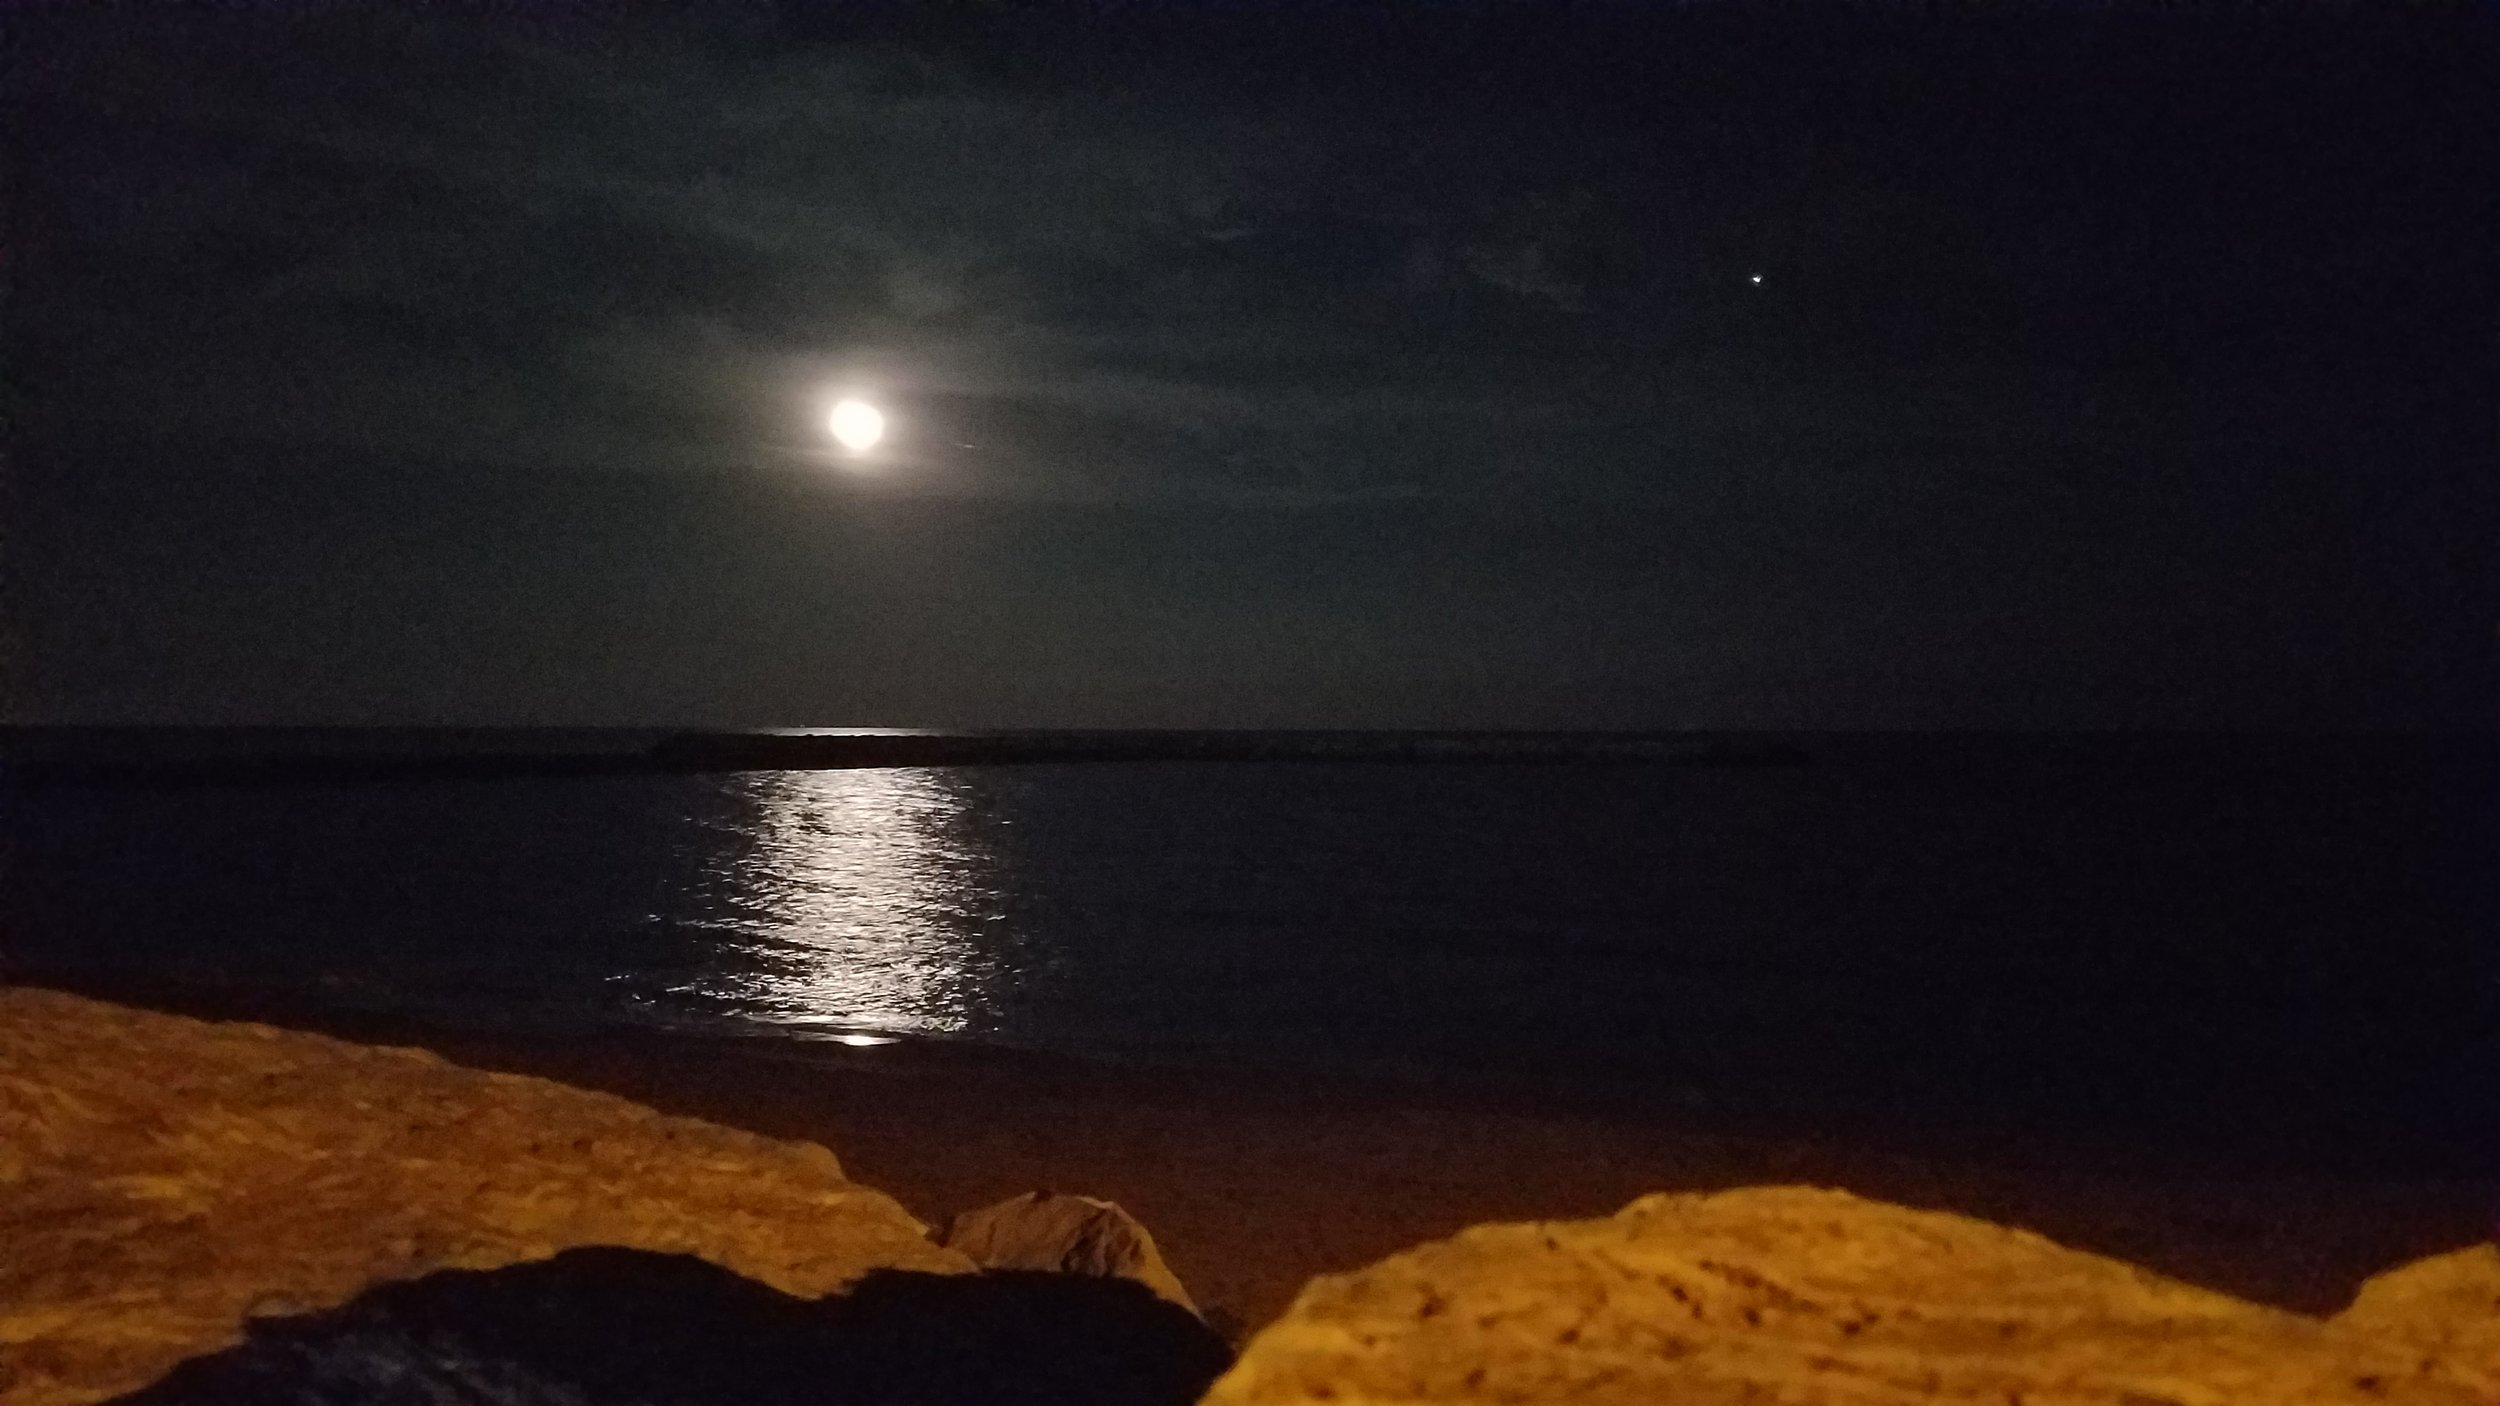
4,736 -> 2488,1160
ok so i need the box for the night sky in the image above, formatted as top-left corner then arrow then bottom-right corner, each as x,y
10,2 -> 2492,729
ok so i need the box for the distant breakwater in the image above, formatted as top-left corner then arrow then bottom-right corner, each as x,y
0,728 -> 1812,786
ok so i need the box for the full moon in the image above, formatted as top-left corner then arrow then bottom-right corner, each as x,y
828,399 -> 885,453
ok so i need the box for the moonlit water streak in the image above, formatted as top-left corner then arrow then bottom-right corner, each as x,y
2,742 -> 2480,1146
675,768 -> 1010,1040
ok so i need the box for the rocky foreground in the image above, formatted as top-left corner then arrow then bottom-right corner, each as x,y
1206,1188 -> 2500,1405
3,987 -> 2494,1405
0,987 -> 980,1405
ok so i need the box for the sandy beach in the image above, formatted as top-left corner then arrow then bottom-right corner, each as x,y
23,978 -> 2486,1334
425,1037 -> 2495,1330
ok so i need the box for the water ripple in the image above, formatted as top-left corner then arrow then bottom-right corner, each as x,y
671,769 -> 1007,1039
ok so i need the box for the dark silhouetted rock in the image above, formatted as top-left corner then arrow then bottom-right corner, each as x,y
117,1247 -> 1231,1406
944,1191 -> 1197,1313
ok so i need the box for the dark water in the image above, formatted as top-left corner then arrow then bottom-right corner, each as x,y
5,737 -> 2491,1160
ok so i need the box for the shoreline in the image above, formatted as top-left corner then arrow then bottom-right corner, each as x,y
12,971 -> 2489,1330
12,965 -> 2484,1176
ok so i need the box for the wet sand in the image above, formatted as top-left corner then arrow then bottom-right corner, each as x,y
14,978 -> 2489,1331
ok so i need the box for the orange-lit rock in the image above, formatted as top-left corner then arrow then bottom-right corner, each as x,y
0,988 -> 969,1406
2336,1244 -> 2500,1379
944,1191 -> 1198,1313
1202,1185 -> 2494,1405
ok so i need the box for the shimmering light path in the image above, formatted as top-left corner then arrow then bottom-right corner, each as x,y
680,768 -> 1007,1039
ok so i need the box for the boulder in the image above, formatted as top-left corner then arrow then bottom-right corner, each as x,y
944,1191 -> 1197,1314
2335,1244 -> 2500,1378
117,1249 -> 1233,1406
1202,1184 -> 2495,1405
0,988 -> 969,1406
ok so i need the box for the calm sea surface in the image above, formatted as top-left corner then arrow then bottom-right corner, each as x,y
5,738 -> 2490,1158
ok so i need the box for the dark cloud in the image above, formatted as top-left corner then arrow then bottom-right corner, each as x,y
9,3 -> 2489,727
19,8 -> 1329,479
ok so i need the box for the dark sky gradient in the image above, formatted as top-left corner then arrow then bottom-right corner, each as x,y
10,2 -> 2492,728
